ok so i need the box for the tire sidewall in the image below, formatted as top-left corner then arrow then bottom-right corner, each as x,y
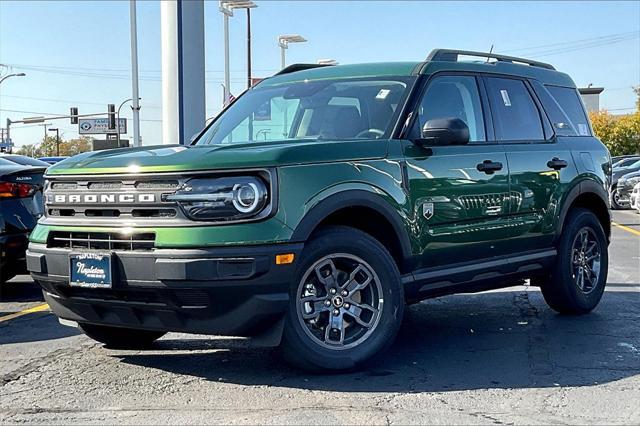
556,209 -> 608,311
282,227 -> 403,371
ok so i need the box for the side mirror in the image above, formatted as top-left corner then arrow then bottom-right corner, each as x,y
416,117 -> 470,146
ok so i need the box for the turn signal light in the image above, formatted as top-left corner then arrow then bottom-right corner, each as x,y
0,182 -> 36,199
275,253 -> 295,265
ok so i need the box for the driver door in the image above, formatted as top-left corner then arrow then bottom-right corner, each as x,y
402,74 -> 512,269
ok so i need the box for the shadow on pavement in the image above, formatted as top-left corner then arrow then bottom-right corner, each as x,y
0,313 -> 80,344
116,287 -> 640,393
0,278 -> 44,303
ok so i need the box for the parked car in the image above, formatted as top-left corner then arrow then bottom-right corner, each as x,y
630,182 -> 640,214
616,170 -> 640,209
612,156 -> 640,169
611,159 -> 640,209
27,49 -> 611,371
38,156 -> 69,165
0,159 -> 46,286
1,154 -> 51,168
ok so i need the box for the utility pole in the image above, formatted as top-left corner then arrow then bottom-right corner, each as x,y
48,128 -> 60,156
130,0 -> 141,147
247,7 -> 252,89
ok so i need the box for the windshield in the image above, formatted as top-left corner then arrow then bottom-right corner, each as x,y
196,76 -> 413,145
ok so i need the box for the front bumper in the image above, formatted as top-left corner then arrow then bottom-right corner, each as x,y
27,242 -> 303,340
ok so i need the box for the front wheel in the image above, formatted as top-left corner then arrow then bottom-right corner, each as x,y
281,226 -> 404,372
79,323 -> 166,349
539,208 -> 608,314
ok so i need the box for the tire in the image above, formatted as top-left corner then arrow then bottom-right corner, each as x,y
610,185 -> 624,210
79,323 -> 165,349
539,208 -> 608,314
280,226 -> 404,372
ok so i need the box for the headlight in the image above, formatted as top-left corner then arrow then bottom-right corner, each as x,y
164,176 -> 269,221
627,176 -> 640,185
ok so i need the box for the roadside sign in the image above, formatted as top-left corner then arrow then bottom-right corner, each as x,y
78,118 -> 127,135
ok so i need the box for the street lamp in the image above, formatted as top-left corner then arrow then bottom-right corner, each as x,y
48,127 -> 60,157
219,1 -> 257,106
0,72 -> 26,86
278,34 -> 307,69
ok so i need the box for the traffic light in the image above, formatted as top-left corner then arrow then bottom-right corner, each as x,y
108,104 -> 116,130
70,107 -> 78,124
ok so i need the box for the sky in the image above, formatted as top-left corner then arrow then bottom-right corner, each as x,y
0,0 -> 639,148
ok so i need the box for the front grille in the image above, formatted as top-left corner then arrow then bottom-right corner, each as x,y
47,231 -> 155,251
44,177 -> 183,224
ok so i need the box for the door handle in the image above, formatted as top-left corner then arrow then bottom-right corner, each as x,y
476,160 -> 503,174
547,157 -> 568,170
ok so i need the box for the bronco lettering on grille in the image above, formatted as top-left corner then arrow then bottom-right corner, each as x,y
49,193 -> 156,204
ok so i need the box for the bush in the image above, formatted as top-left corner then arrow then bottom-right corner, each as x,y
589,110 -> 640,157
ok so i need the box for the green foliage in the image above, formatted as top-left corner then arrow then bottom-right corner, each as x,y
15,136 -> 93,158
589,87 -> 640,156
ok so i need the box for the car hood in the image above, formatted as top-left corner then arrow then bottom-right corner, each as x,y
46,139 -> 389,175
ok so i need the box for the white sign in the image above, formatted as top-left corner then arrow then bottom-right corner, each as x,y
78,118 -> 127,135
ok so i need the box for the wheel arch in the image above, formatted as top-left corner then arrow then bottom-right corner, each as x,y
557,179 -> 611,242
291,190 -> 413,273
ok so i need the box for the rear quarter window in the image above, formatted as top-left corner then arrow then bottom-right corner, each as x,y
546,86 -> 591,136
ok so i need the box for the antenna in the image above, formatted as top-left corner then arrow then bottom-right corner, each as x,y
486,45 -> 494,62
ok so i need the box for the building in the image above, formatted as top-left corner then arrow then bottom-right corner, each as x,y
579,87 -> 605,113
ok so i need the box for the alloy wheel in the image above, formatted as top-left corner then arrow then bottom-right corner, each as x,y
296,254 -> 384,350
571,227 -> 602,294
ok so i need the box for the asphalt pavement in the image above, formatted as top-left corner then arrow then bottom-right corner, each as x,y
0,210 -> 638,424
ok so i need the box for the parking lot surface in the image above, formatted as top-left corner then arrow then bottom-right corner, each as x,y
1,210 -> 638,425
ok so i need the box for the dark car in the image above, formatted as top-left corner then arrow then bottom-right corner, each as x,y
28,49 -> 611,371
615,169 -> 640,208
612,155 -> 640,167
1,154 -> 51,168
0,158 -> 46,286
611,159 -> 640,209
38,156 -> 69,165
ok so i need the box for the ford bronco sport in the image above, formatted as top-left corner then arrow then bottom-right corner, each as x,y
27,50 -> 611,371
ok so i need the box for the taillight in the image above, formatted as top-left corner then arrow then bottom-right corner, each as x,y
0,182 -> 37,199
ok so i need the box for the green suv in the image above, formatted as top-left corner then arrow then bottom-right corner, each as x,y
27,50 -> 611,371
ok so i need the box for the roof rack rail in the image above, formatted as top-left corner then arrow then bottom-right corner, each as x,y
274,63 -> 334,76
426,49 -> 556,71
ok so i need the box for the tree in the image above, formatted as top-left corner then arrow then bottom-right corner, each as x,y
14,136 -> 93,158
589,87 -> 640,156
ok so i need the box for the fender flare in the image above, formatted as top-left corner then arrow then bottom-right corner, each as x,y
290,189 -> 413,265
556,179 -> 611,238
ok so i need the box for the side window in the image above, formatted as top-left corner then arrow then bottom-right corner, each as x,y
485,77 -> 545,141
546,86 -> 591,136
412,75 -> 486,142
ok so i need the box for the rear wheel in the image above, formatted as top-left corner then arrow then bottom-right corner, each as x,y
79,323 -> 165,349
281,226 -> 403,372
539,208 -> 608,314
610,186 -> 624,210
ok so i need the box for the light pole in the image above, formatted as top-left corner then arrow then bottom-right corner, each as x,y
219,1 -> 257,106
48,128 -> 60,157
0,72 -> 26,146
116,97 -> 141,147
130,0 -> 141,147
0,72 -> 26,86
278,34 -> 307,69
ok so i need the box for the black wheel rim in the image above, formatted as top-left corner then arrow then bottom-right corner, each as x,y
296,254 -> 384,350
571,227 -> 602,294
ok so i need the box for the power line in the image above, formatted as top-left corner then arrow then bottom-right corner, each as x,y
0,108 -> 162,122
0,94 -> 162,109
501,30 -> 640,55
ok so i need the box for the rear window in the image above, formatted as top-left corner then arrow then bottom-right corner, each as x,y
485,77 -> 545,141
546,86 -> 591,136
